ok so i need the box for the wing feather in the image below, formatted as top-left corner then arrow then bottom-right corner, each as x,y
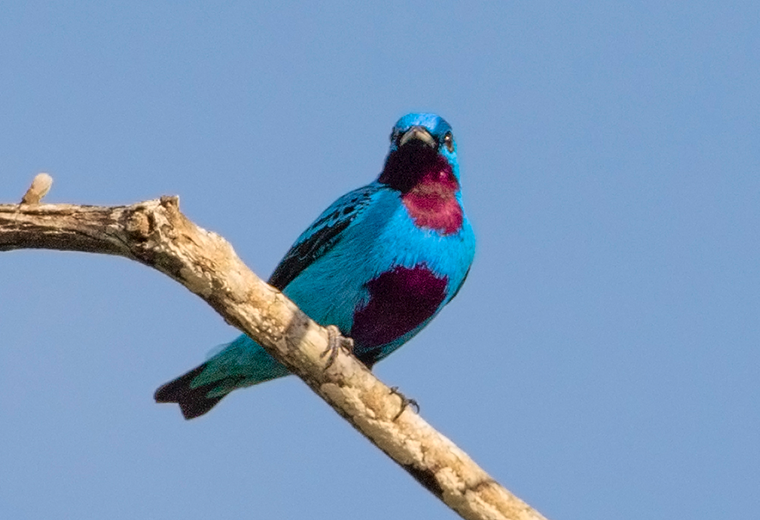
268,183 -> 381,290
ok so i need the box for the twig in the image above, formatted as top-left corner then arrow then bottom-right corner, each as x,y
20,173 -> 53,204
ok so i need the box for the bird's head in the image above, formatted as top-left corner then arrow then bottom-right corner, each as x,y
378,113 -> 460,194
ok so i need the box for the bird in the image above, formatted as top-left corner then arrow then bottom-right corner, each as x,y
154,113 -> 476,419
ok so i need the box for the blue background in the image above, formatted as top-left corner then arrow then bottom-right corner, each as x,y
1,2 -> 758,519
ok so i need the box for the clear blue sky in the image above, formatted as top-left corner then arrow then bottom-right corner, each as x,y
1,2 -> 758,519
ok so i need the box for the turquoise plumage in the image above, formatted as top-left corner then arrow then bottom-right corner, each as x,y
155,113 -> 476,418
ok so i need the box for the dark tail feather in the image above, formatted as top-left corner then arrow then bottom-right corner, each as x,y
154,363 -> 225,420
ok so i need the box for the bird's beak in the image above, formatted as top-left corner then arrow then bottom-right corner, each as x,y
399,126 -> 436,148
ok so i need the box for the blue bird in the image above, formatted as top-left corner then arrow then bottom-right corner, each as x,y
154,113 -> 476,419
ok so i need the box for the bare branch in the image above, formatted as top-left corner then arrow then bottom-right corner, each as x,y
0,186 -> 548,520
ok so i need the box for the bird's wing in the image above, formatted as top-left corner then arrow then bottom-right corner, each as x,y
268,183 -> 382,290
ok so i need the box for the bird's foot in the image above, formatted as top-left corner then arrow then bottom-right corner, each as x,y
389,386 -> 420,420
321,325 -> 354,370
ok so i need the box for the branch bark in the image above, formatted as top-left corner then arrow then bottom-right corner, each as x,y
0,181 -> 547,520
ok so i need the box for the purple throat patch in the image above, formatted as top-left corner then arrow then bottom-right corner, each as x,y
378,146 -> 464,235
351,265 -> 448,349
402,168 -> 463,235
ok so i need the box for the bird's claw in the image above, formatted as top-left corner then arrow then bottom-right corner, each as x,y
321,325 -> 354,370
390,386 -> 419,420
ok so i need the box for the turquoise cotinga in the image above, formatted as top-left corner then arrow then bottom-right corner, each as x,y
155,113 -> 476,419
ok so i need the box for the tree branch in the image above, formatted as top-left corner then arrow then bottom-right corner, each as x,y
0,178 -> 547,520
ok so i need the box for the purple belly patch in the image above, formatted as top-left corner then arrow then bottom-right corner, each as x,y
351,265 -> 448,350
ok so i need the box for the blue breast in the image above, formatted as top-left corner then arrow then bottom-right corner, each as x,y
283,185 -> 475,364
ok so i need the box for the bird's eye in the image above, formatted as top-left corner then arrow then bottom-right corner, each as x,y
443,132 -> 454,153
390,130 -> 398,143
